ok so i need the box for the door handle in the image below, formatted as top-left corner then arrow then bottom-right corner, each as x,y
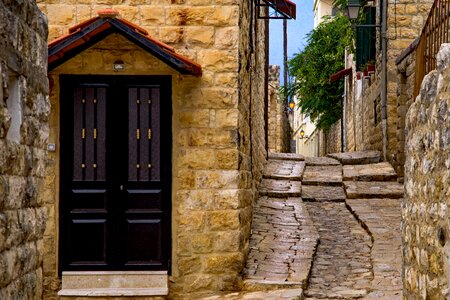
120,185 -> 124,191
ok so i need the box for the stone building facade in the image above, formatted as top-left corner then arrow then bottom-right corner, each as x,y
267,65 -> 290,153
342,0 -> 432,178
0,0 -> 49,299
36,1 -> 270,298
403,44 -> 450,299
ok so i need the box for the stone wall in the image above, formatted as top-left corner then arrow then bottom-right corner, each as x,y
268,65 -> 290,153
0,0 -> 49,299
345,0 -> 432,171
395,42 -> 417,180
403,43 -> 450,299
38,1 -> 267,298
322,120 -> 342,155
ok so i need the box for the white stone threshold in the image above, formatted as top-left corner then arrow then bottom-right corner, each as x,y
58,271 -> 168,297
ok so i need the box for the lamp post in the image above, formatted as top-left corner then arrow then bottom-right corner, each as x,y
345,0 -> 361,21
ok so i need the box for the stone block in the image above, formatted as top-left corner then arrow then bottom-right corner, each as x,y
75,5 -> 91,22
181,87 -> 238,108
46,5 -> 74,25
179,148 -> 216,169
159,26 -> 185,44
215,27 -> 238,49
197,50 -> 238,73
178,211 -> 205,231
185,26 -> 214,47
213,231 -> 241,252
179,109 -> 210,128
188,128 -> 237,147
208,210 -> 240,230
181,274 -> 214,292
177,169 -> 196,189
215,149 -> 239,170
204,252 -> 243,274
214,109 -> 238,128
178,256 -> 202,275
191,234 -> 214,254
195,170 -> 239,189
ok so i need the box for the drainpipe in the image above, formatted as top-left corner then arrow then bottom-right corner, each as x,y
381,0 -> 388,161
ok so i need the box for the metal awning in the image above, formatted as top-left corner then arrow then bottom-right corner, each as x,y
256,0 -> 297,19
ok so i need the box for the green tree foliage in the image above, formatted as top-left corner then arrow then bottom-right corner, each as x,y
287,15 -> 353,130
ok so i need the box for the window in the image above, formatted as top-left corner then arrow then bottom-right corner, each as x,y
6,75 -> 21,143
356,6 -> 377,70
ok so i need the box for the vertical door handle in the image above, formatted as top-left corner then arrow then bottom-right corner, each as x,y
120,185 -> 124,191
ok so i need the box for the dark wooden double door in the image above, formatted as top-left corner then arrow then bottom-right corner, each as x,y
60,75 -> 171,271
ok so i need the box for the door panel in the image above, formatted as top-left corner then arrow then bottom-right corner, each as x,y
124,219 -> 162,266
60,75 -> 171,272
68,218 -> 108,265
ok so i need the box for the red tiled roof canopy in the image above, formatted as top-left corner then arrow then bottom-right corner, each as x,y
267,0 -> 296,19
329,68 -> 352,82
48,9 -> 202,76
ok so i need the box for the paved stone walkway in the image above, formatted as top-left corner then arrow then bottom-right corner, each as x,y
199,151 -> 403,300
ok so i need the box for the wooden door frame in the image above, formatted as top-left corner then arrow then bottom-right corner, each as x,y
58,74 -> 172,275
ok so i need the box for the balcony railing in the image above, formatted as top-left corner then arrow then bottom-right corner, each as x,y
415,0 -> 450,97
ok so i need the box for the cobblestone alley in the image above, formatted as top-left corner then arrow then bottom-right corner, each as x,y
202,151 -> 403,299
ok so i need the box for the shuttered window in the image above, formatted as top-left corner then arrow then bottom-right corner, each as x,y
356,6 -> 377,70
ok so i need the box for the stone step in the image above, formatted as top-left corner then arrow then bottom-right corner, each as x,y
328,151 -> 381,165
344,181 -> 404,199
243,279 -> 304,292
302,165 -> 343,186
199,288 -> 304,299
58,271 -> 168,297
301,185 -> 346,202
268,152 -> 305,161
263,160 -> 305,181
304,156 -> 340,166
343,162 -> 397,181
259,179 -> 302,197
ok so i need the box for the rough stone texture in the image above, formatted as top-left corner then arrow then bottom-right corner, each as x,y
258,179 -> 302,198
267,66 -> 290,153
304,156 -> 340,166
301,185 -> 346,202
403,44 -> 450,299
268,152 -> 305,161
304,202 -> 373,298
199,288 -> 303,299
344,181 -> 404,199
302,165 -> 343,186
343,162 -> 397,181
39,1 -> 268,298
0,1 -> 49,299
347,199 -> 402,298
204,152 -> 403,300
263,160 -> 305,181
328,150 -> 381,165
244,197 -> 318,285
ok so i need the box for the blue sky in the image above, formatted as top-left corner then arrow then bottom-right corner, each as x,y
269,0 -> 314,85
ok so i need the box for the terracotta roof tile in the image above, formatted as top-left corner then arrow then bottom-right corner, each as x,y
48,13 -> 201,76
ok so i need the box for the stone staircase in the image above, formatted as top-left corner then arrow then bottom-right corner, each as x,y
199,151 -> 403,299
241,151 -> 403,299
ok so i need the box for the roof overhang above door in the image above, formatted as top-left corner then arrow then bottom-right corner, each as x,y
48,9 -> 202,76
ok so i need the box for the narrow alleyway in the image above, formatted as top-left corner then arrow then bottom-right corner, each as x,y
201,151 -> 403,300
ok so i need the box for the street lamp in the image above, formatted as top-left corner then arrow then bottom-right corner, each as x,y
288,100 -> 295,110
346,0 -> 361,22
299,129 -> 308,139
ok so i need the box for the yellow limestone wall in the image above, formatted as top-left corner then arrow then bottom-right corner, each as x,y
38,1 -> 268,298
